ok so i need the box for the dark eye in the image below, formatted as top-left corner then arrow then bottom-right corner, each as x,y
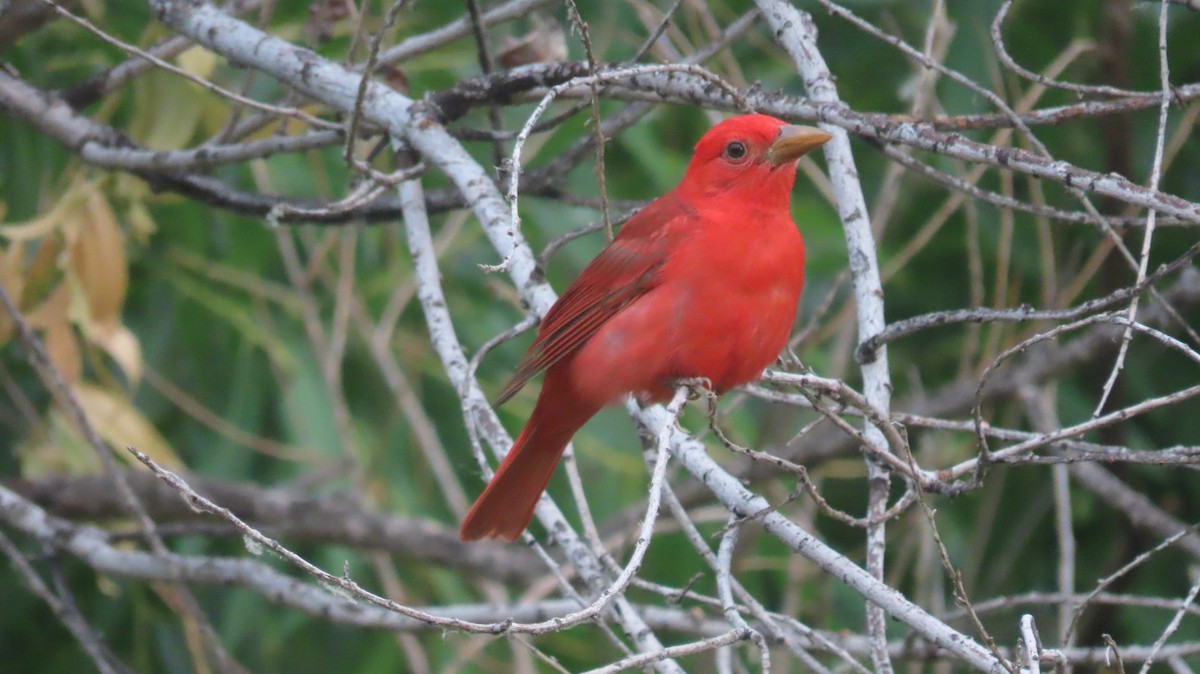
724,141 -> 748,161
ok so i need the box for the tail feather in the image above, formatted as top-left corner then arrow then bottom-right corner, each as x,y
460,385 -> 597,541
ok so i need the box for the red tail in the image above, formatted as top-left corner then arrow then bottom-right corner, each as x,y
460,380 -> 598,541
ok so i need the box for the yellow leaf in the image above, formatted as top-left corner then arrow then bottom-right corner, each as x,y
74,383 -> 182,469
0,243 -> 25,344
0,176 -> 87,243
70,185 -> 128,331
78,0 -> 104,19
128,71 -> 203,150
126,200 -> 157,242
25,279 -> 71,326
1,209 -> 66,243
87,321 -> 143,384
17,412 -> 102,477
26,283 -> 81,385
16,384 -> 178,477
176,45 -> 217,80
112,173 -> 150,202
41,321 -> 82,385
25,232 -> 66,298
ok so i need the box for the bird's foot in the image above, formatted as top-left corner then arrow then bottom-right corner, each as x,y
673,376 -> 714,401
776,348 -> 810,373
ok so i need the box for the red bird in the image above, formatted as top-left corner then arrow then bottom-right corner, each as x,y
460,114 -> 831,541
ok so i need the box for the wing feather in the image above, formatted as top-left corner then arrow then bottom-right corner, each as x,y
495,197 -> 689,405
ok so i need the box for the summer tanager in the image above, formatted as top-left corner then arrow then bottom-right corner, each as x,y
460,114 -> 831,541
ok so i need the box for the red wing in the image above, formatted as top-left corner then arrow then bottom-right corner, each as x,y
494,197 -> 687,405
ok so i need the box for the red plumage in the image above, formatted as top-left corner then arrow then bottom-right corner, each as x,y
460,114 -> 831,541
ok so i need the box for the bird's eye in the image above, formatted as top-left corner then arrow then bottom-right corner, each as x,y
724,141 -> 748,162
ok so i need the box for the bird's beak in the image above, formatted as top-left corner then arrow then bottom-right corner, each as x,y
767,125 -> 833,167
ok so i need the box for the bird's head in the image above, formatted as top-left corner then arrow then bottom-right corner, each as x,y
677,114 -> 831,209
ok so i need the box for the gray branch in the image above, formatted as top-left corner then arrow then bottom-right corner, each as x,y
4,472 -> 542,583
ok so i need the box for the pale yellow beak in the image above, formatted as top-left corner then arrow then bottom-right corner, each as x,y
767,125 -> 833,167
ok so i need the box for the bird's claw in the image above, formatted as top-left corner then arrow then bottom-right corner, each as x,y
674,377 -> 714,400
